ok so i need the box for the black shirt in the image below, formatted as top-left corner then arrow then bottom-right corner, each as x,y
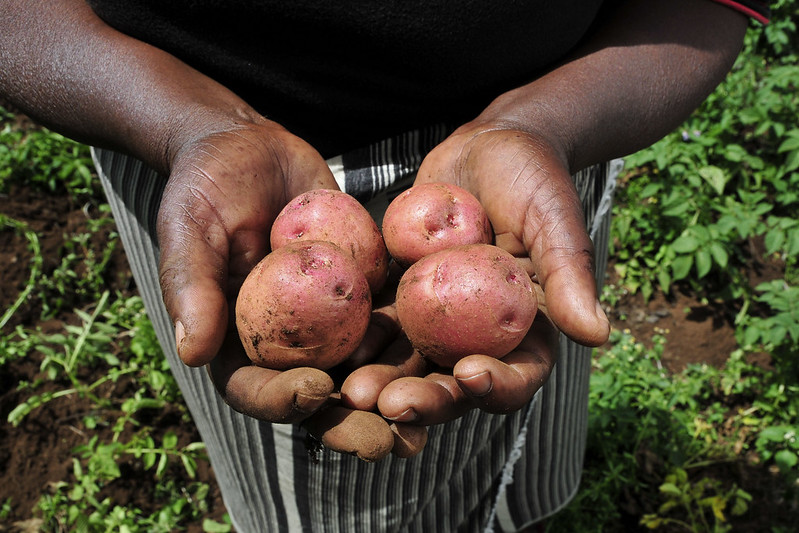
88,0 -> 605,156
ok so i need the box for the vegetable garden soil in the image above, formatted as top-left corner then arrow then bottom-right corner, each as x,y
0,179 -> 794,531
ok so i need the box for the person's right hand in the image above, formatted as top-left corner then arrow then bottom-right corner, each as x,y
156,117 -> 428,460
157,117 -> 339,419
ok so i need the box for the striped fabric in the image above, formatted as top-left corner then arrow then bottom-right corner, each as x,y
91,126 -> 620,533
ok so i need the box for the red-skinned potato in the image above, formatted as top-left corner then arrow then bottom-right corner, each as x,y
270,189 -> 390,293
382,182 -> 493,268
236,240 -> 372,370
395,244 -> 537,368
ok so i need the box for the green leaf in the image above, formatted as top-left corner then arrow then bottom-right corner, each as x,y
183,441 -> 207,453
765,228 -> 786,255
181,454 -> 198,479
142,451 -> 157,470
731,491 -> 751,516
659,482 -> 682,496
695,249 -> 712,279
709,242 -> 728,269
7,402 -> 33,426
162,431 -> 178,450
663,201 -> 691,218
658,269 -> 672,294
671,255 -> 694,281
785,150 -> 799,173
699,165 -> 728,195
777,130 -> 799,153
743,326 -> 762,348
787,230 -> 799,257
671,234 -> 700,254
723,143 -> 747,162
640,182 -> 661,198
758,426 -> 789,443
775,449 -> 798,471
155,453 -> 168,478
203,518 -> 233,533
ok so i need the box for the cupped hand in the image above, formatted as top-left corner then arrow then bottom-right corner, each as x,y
416,123 -> 610,346
155,117 -> 422,460
341,121 -> 609,428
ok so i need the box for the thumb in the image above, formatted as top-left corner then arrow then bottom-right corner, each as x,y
157,177 -> 239,367
421,128 -> 610,347
519,164 -> 610,347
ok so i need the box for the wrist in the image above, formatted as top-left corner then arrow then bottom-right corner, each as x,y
461,93 -> 576,174
158,102 -> 273,175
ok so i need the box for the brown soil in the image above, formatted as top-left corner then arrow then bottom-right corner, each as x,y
0,147 -> 795,531
0,181 -> 227,531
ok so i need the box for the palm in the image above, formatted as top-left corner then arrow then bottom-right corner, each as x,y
416,126 -> 608,346
341,125 -> 607,427
157,123 -> 339,365
154,122 -> 428,460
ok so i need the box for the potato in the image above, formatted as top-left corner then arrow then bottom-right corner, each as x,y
395,244 -> 537,367
270,189 -> 390,293
381,182 -> 493,268
236,240 -> 372,370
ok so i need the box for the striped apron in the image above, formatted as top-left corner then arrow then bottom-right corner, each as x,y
92,125 -> 620,533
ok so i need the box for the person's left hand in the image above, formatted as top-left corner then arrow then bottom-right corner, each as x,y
340,120 -> 610,426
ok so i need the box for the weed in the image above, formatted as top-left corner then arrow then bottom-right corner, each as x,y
0,214 -> 42,330
640,467 -> 751,532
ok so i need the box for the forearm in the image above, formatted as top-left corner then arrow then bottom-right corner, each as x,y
0,0 -> 264,174
474,0 -> 750,172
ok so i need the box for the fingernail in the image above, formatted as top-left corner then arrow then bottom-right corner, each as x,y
595,299 -> 608,322
386,407 -> 418,423
457,371 -> 493,397
174,320 -> 185,356
595,299 -> 610,332
294,392 -> 327,414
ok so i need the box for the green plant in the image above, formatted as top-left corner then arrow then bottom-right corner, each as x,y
1,108 -> 226,530
36,210 -> 121,319
0,498 -> 12,522
0,105 -> 95,197
550,325 -> 799,532
549,330 -> 732,531
739,280 -> 799,354
611,16 -> 799,302
755,425 -> 799,486
0,214 -> 42,330
640,467 -> 751,532
6,293 -> 178,429
3,291 -> 217,531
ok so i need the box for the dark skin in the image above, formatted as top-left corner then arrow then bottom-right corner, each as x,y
1,0 -> 749,459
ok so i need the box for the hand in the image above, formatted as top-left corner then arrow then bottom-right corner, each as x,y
338,0 -> 751,429
341,122 -> 608,427
156,117 -> 424,460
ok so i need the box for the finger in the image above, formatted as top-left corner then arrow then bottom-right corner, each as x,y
344,301 -> 402,369
158,130 -> 340,368
340,335 -> 429,411
453,315 -> 559,413
476,134 -> 609,346
514,163 -> 608,346
390,422 -> 428,458
208,334 -> 334,423
157,157 -> 273,367
377,374 -> 472,426
303,406 -> 395,462
345,263 -> 405,369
